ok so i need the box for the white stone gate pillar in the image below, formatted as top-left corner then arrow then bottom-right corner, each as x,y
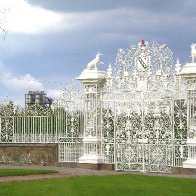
181,46 -> 196,168
77,58 -> 106,164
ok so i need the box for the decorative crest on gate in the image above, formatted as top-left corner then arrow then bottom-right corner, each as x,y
104,40 -> 186,100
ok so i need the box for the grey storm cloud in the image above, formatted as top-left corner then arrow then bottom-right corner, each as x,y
3,0 -> 196,77
26,0 -> 196,40
27,0 -> 195,14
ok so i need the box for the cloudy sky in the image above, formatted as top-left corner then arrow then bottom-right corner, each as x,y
0,0 -> 195,105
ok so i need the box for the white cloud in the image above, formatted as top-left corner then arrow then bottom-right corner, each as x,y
5,1 -> 166,35
7,0 -> 66,34
4,0 -> 187,36
0,73 -> 43,91
0,62 -> 5,69
46,89 -> 62,99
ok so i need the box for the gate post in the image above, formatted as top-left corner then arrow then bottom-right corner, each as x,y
181,44 -> 196,168
77,56 -> 106,164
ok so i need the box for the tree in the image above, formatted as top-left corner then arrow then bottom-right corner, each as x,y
0,100 -> 21,117
0,0 -> 9,39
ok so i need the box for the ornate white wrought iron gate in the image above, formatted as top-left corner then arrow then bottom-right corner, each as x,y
0,40 -> 189,173
100,40 -> 188,172
102,99 -> 187,172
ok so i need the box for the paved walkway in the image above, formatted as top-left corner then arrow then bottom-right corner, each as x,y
0,165 -> 196,183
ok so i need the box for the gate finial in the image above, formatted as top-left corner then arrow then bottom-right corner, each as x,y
141,40 -> 145,45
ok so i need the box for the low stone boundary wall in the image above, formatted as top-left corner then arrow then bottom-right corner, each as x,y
171,167 -> 196,175
56,162 -> 115,171
0,144 -> 114,170
77,163 -> 114,171
0,144 -> 58,166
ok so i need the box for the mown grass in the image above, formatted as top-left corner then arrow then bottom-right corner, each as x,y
0,173 -> 196,196
0,168 -> 58,177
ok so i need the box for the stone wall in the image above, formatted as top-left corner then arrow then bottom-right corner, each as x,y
0,144 -> 58,166
171,167 -> 196,175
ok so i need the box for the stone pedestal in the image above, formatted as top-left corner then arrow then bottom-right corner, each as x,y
183,139 -> 196,168
180,62 -> 196,168
77,68 -> 106,164
79,138 -> 104,164
183,159 -> 196,168
180,63 -> 196,78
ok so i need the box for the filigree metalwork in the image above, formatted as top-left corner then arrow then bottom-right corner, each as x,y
174,99 -> 187,141
101,41 -> 187,172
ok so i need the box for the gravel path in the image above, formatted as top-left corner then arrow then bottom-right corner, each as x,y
0,164 -> 196,183
0,173 -> 67,183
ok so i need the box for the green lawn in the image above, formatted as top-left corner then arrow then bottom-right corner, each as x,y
0,168 -> 57,177
0,174 -> 196,196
